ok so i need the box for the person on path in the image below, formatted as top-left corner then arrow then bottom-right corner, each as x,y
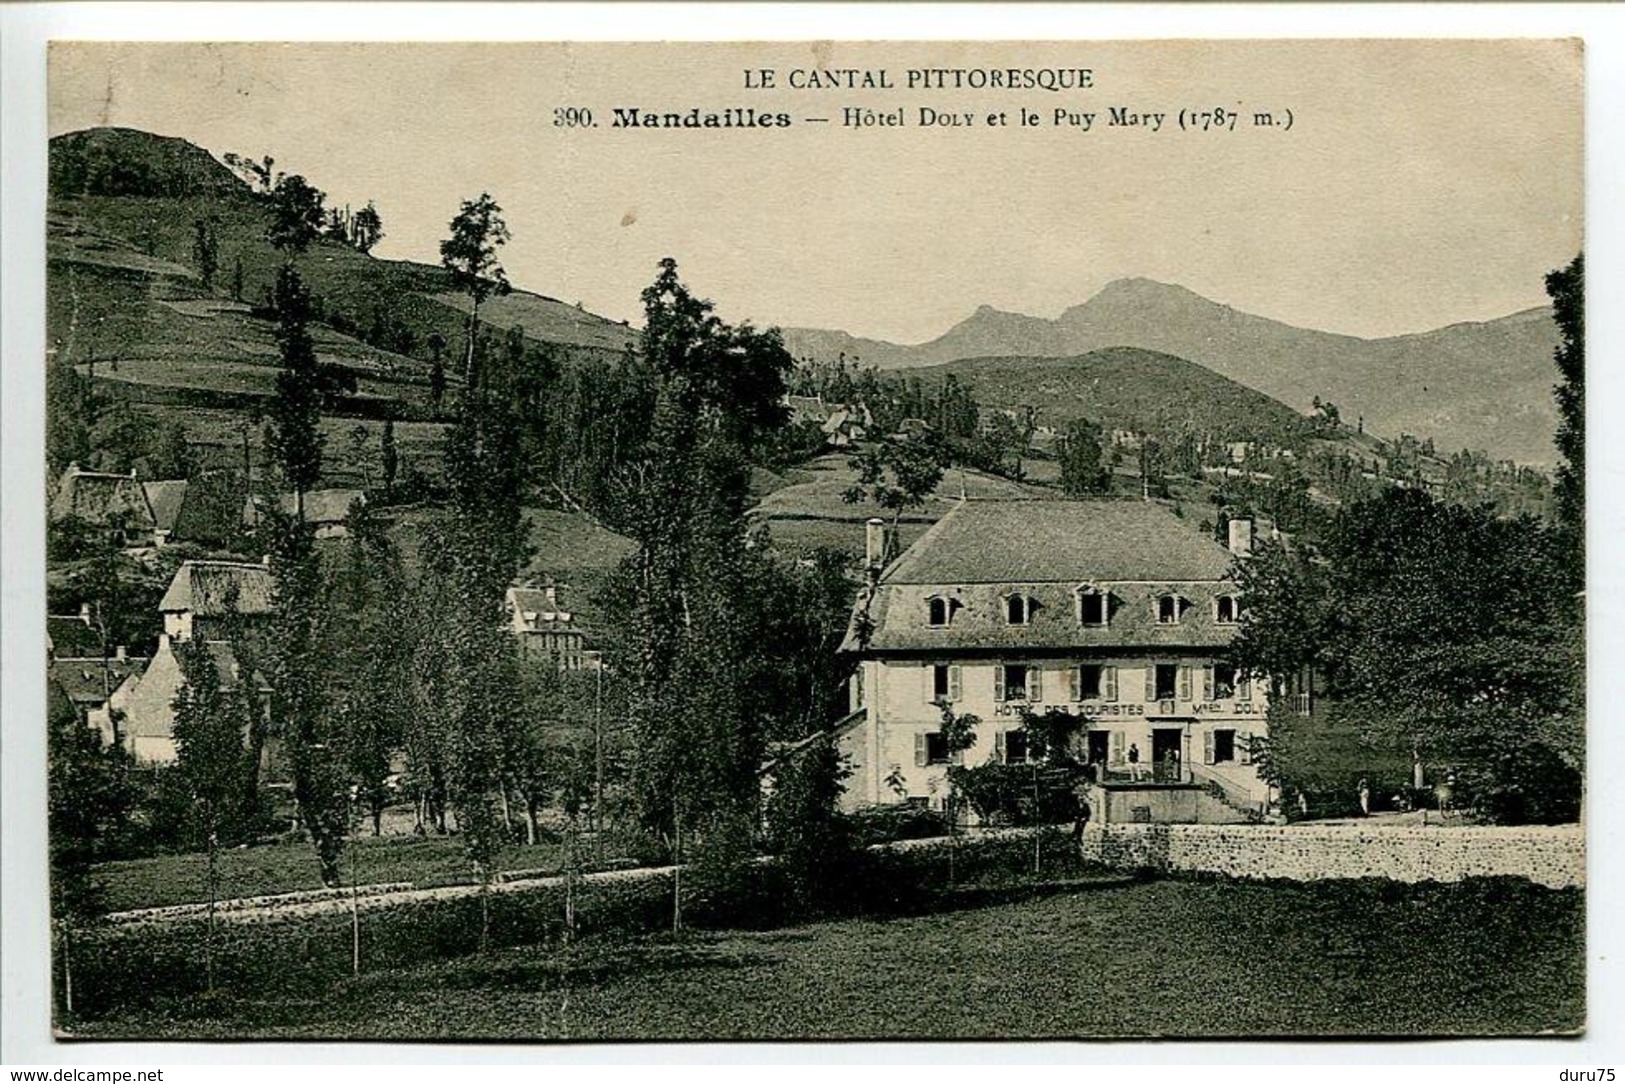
1071,783 -> 1093,844
1358,777 -> 1371,816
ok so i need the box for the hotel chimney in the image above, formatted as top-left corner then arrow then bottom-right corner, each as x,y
1228,516 -> 1255,558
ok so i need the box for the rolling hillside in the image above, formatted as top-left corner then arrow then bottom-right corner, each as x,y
913,347 -> 1316,445
784,277 -> 1563,466
47,126 -> 637,427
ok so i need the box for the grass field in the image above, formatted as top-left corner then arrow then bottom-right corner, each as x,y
72,875 -> 1582,1040
93,833 -> 572,914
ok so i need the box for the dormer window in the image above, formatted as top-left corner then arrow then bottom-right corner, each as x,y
1077,586 -> 1108,627
1215,595 -> 1241,624
1157,594 -> 1187,625
1004,593 -> 1034,626
927,596 -> 951,628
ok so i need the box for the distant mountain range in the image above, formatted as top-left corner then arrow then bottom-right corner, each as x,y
783,278 -> 1562,466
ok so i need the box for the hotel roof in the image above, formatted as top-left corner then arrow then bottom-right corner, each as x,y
880,500 -> 1236,585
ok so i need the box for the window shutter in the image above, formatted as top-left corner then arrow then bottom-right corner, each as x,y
914,732 -> 928,767
1109,730 -> 1125,765
1239,672 -> 1252,701
995,731 -> 1007,763
1144,666 -> 1155,702
1238,731 -> 1253,765
1179,666 -> 1193,701
1029,665 -> 1043,702
923,663 -> 936,704
1203,666 -> 1214,702
951,741 -> 965,766
949,665 -> 963,702
1104,666 -> 1118,702
1069,667 -> 1081,702
994,665 -> 1006,703
1203,729 -> 1215,765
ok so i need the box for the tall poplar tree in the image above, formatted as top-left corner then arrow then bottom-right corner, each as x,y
615,258 -> 793,856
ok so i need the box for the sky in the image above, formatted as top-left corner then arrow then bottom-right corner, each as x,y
49,40 -> 1582,343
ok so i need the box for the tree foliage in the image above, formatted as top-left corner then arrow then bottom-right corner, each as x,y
1547,254 -> 1583,556
1230,487 -> 1582,822
1058,416 -> 1112,498
266,174 -> 327,255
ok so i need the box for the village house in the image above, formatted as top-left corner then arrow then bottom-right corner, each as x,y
242,488 -> 367,539
836,500 -> 1271,821
50,463 -> 158,546
505,584 -> 600,671
47,648 -> 148,748
118,559 -> 274,764
141,479 -> 188,546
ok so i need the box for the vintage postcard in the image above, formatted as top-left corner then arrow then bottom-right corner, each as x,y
38,39 -> 1582,1042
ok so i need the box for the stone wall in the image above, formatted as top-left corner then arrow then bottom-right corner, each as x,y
1080,821 -> 1584,889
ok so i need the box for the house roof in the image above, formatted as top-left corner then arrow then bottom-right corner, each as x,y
849,500 -> 1244,655
50,465 -> 156,529
243,489 -> 365,527
881,500 -> 1236,585
142,480 -> 189,533
49,656 -> 149,705
158,560 -> 275,616
506,586 -> 580,632
46,615 -> 101,657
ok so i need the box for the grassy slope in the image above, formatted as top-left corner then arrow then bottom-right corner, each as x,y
75,876 -> 1583,1040
915,348 -> 1316,445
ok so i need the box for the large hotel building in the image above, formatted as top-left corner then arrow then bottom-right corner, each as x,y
836,499 -> 1271,818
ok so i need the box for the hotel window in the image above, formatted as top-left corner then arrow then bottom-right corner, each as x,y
1211,728 -> 1237,763
1215,595 -> 1241,624
1000,729 -> 1031,764
1154,663 -> 1179,701
1157,594 -> 1186,625
1005,594 -> 1033,626
997,663 -> 1040,702
928,663 -> 962,704
1078,587 -> 1108,626
1074,664 -> 1104,700
927,596 -> 951,628
1212,664 -> 1238,700
923,731 -> 951,765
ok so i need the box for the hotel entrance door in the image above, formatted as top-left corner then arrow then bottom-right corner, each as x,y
1152,727 -> 1184,783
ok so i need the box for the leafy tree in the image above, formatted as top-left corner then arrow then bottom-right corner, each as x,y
266,519 -> 349,885
380,417 -> 399,501
265,265 -> 324,518
351,201 -> 385,254
262,264 -> 349,883
1058,417 -> 1112,497
440,193 -> 511,385
153,421 -> 196,480
172,630 -> 264,988
427,332 -> 448,417
613,259 -> 791,864
48,678 -> 135,1017
763,735 -> 854,917
841,431 -> 947,549
1230,487 -> 1581,822
191,216 -> 219,291
47,360 -> 95,476
266,174 -> 327,255
1547,254 -> 1583,560
329,503 -> 413,836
